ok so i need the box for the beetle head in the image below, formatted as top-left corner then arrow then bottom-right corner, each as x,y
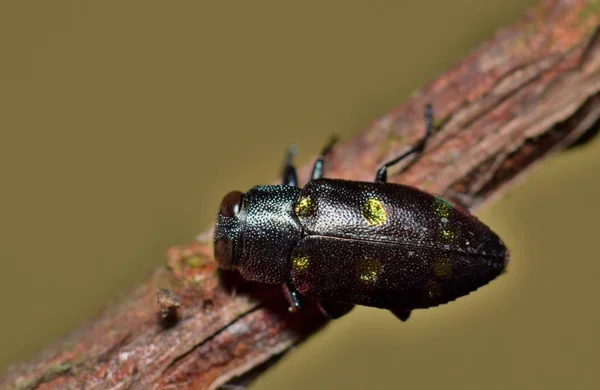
214,190 -> 245,270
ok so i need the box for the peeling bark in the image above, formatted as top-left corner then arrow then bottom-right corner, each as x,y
2,0 -> 599,389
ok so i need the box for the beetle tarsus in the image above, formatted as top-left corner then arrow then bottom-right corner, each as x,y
375,104 -> 434,183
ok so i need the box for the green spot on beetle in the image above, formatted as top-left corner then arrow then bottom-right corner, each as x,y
356,258 -> 381,284
295,196 -> 314,217
439,228 -> 456,241
424,280 -> 442,299
363,198 -> 387,226
433,257 -> 453,279
433,196 -> 453,218
292,255 -> 310,272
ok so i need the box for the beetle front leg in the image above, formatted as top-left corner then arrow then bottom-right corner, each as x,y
282,282 -> 302,312
310,136 -> 338,180
282,145 -> 298,187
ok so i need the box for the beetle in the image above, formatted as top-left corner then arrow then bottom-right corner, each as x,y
214,105 -> 509,321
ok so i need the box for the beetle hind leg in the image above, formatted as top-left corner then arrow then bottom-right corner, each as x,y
390,308 -> 412,322
317,300 -> 355,319
375,104 -> 434,183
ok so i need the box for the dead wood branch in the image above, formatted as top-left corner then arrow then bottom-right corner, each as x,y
2,0 -> 599,389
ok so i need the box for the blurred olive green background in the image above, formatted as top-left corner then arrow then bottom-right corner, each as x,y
2,1 -> 599,389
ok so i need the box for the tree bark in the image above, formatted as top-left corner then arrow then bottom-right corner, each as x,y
3,0 -> 600,389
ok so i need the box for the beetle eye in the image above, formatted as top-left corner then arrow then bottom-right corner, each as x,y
219,191 -> 244,217
214,238 -> 233,269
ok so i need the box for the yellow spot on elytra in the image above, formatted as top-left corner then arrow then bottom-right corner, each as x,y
356,258 -> 381,284
433,257 -> 452,278
295,196 -> 314,217
424,280 -> 442,299
439,228 -> 456,241
292,256 -> 310,272
433,196 -> 453,218
363,198 -> 387,226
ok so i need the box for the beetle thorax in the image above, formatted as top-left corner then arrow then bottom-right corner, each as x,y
215,185 -> 302,284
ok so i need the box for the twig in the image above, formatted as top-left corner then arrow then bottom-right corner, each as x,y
2,0 -> 599,388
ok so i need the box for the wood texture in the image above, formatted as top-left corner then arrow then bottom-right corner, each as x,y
2,0 -> 599,388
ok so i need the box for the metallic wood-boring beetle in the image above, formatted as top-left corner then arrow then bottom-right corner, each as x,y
214,105 -> 509,321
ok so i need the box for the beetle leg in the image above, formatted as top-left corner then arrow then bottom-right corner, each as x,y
281,282 -> 302,312
390,308 -> 412,322
282,144 -> 298,187
310,136 -> 338,181
375,104 -> 434,183
317,300 -> 355,319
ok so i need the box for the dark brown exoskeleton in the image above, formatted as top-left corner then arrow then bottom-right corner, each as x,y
214,105 -> 509,321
